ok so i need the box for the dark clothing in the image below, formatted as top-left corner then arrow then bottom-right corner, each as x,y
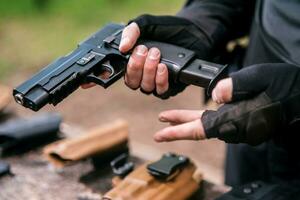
177,0 -> 256,61
261,0 -> 300,65
178,0 -> 300,65
227,0 -> 300,186
132,0 -> 300,188
178,0 -> 300,186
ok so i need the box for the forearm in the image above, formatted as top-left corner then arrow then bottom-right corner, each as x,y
125,0 -> 256,98
177,0 -> 256,57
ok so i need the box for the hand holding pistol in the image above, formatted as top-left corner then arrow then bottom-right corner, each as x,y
13,23 -> 228,111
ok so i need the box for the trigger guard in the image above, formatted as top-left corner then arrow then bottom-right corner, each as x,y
85,74 -> 107,87
85,60 -> 125,88
85,61 -> 115,88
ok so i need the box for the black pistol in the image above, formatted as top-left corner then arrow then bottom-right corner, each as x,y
13,23 -> 228,111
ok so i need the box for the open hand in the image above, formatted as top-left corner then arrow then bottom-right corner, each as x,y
153,78 -> 233,142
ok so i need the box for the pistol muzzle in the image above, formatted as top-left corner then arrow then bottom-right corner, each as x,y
13,87 -> 49,111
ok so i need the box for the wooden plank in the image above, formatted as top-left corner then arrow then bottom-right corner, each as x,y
0,122 -> 229,200
0,150 -> 228,200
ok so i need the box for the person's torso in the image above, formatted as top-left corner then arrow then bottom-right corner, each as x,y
259,0 -> 300,65
241,0 -> 300,183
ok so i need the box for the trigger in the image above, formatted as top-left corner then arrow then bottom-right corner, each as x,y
85,61 -> 116,88
100,61 -> 115,79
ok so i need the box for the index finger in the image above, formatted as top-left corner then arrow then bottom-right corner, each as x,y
154,119 -> 206,142
119,22 -> 140,53
159,109 -> 204,124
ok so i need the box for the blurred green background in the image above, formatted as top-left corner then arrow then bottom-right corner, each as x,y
0,0 -> 184,79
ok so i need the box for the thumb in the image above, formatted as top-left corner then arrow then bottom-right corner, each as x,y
119,22 -> 140,53
212,64 -> 271,103
211,78 -> 233,104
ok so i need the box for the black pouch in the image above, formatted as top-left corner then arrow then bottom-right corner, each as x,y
0,113 -> 62,156
0,161 -> 10,177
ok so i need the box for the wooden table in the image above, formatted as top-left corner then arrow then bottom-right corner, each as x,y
0,149 -> 229,200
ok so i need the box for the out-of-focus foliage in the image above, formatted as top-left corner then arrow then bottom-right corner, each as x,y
0,0 -> 184,79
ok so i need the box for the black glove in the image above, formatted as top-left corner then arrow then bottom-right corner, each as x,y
130,14 -> 214,99
132,14 -> 214,59
201,63 -> 300,146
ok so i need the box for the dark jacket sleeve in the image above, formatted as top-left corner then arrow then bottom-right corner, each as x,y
177,0 -> 256,56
